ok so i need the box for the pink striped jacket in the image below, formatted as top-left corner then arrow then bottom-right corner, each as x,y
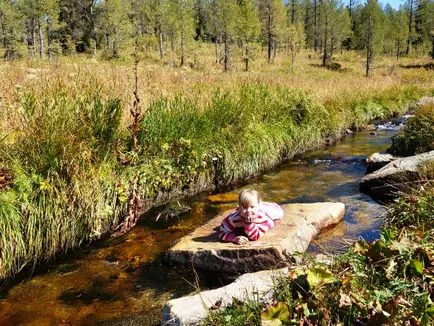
219,202 -> 284,242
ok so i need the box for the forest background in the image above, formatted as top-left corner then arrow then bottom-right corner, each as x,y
0,0 -> 433,68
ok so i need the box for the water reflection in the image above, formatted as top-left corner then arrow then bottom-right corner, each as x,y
0,130 -> 394,325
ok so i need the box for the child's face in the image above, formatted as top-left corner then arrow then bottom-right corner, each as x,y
239,198 -> 260,220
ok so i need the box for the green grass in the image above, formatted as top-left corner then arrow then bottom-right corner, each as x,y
0,80 -> 430,279
389,102 -> 434,156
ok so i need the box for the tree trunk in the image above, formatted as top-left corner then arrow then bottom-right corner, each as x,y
244,45 -> 249,72
366,15 -> 373,77
29,18 -> 36,58
90,1 -> 97,57
92,35 -> 97,57
406,0 -> 413,55
112,40 -> 118,58
273,40 -> 277,58
158,26 -> 164,60
180,22 -> 185,66
267,8 -> 273,63
214,38 -> 218,63
396,40 -> 400,60
170,30 -> 175,52
314,0 -> 318,52
47,18 -> 52,60
291,0 -> 296,24
38,17 -> 43,59
322,12 -> 328,66
431,38 -> 434,59
223,33 -> 230,72
0,11 -> 6,48
330,36 -> 335,58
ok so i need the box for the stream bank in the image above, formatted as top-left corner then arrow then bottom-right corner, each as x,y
0,129 -> 397,325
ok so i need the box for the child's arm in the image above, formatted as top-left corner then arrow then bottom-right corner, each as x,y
243,217 -> 275,241
262,202 -> 284,220
219,212 -> 239,242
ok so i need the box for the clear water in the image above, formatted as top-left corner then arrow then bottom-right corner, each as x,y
0,130 -> 394,326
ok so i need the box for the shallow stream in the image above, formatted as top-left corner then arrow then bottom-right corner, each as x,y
0,130 -> 395,325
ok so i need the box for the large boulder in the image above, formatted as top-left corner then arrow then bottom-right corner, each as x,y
161,268 -> 288,326
360,150 -> 434,200
163,203 -> 345,274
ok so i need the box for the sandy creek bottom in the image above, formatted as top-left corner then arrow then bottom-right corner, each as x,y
0,130 -> 395,325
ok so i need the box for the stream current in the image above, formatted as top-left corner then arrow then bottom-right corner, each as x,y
0,129 -> 396,325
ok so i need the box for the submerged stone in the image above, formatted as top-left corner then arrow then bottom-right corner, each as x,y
163,203 -> 345,273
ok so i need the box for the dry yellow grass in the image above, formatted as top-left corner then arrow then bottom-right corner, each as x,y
1,44 -> 433,134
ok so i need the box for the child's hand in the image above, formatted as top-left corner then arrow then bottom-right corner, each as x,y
233,236 -> 249,245
243,215 -> 258,223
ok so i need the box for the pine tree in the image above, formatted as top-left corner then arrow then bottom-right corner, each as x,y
414,0 -> 434,58
19,0 -> 59,59
0,0 -> 22,59
237,0 -> 260,71
208,0 -> 239,71
167,0 -> 195,66
142,0 -> 170,59
355,0 -> 386,76
405,0 -> 418,55
258,0 -> 286,63
318,0 -> 351,66
100,0 -> 133,58
385,5 -> 409,60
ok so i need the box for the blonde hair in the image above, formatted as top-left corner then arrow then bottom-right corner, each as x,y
238,189 -> 262,207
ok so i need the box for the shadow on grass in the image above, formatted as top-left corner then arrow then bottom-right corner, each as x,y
399,62 -> 434,70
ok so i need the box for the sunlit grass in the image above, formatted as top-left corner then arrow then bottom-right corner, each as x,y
0,47 -> 433,279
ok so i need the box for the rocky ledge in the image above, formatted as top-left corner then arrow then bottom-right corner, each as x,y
360,150 -> 434,200
163,202 -> 345,274
161,268 -> 288,326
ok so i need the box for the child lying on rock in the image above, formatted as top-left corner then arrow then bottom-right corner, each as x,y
219,189 -> 284,245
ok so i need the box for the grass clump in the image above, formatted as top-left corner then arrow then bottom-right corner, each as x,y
389,102 -> 434,156
203,298 -> 261,326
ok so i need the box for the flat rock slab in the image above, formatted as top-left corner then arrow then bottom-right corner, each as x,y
161,268 -> 288,326
163,202 -> 345,274
360,150 -> 434,200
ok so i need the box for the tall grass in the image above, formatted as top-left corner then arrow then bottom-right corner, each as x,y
389,102 -> 434,156
0,62 -> 432,279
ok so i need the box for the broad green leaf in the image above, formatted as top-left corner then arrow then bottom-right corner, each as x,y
261,302 -> 290,323
409,259 -> 424,276
306,265 -> 337,288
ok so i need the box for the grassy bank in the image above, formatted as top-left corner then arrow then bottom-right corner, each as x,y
204,104 -> 434,326
0,52 -> 433,279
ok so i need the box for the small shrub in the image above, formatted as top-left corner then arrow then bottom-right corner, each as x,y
389,103 -> 434,156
